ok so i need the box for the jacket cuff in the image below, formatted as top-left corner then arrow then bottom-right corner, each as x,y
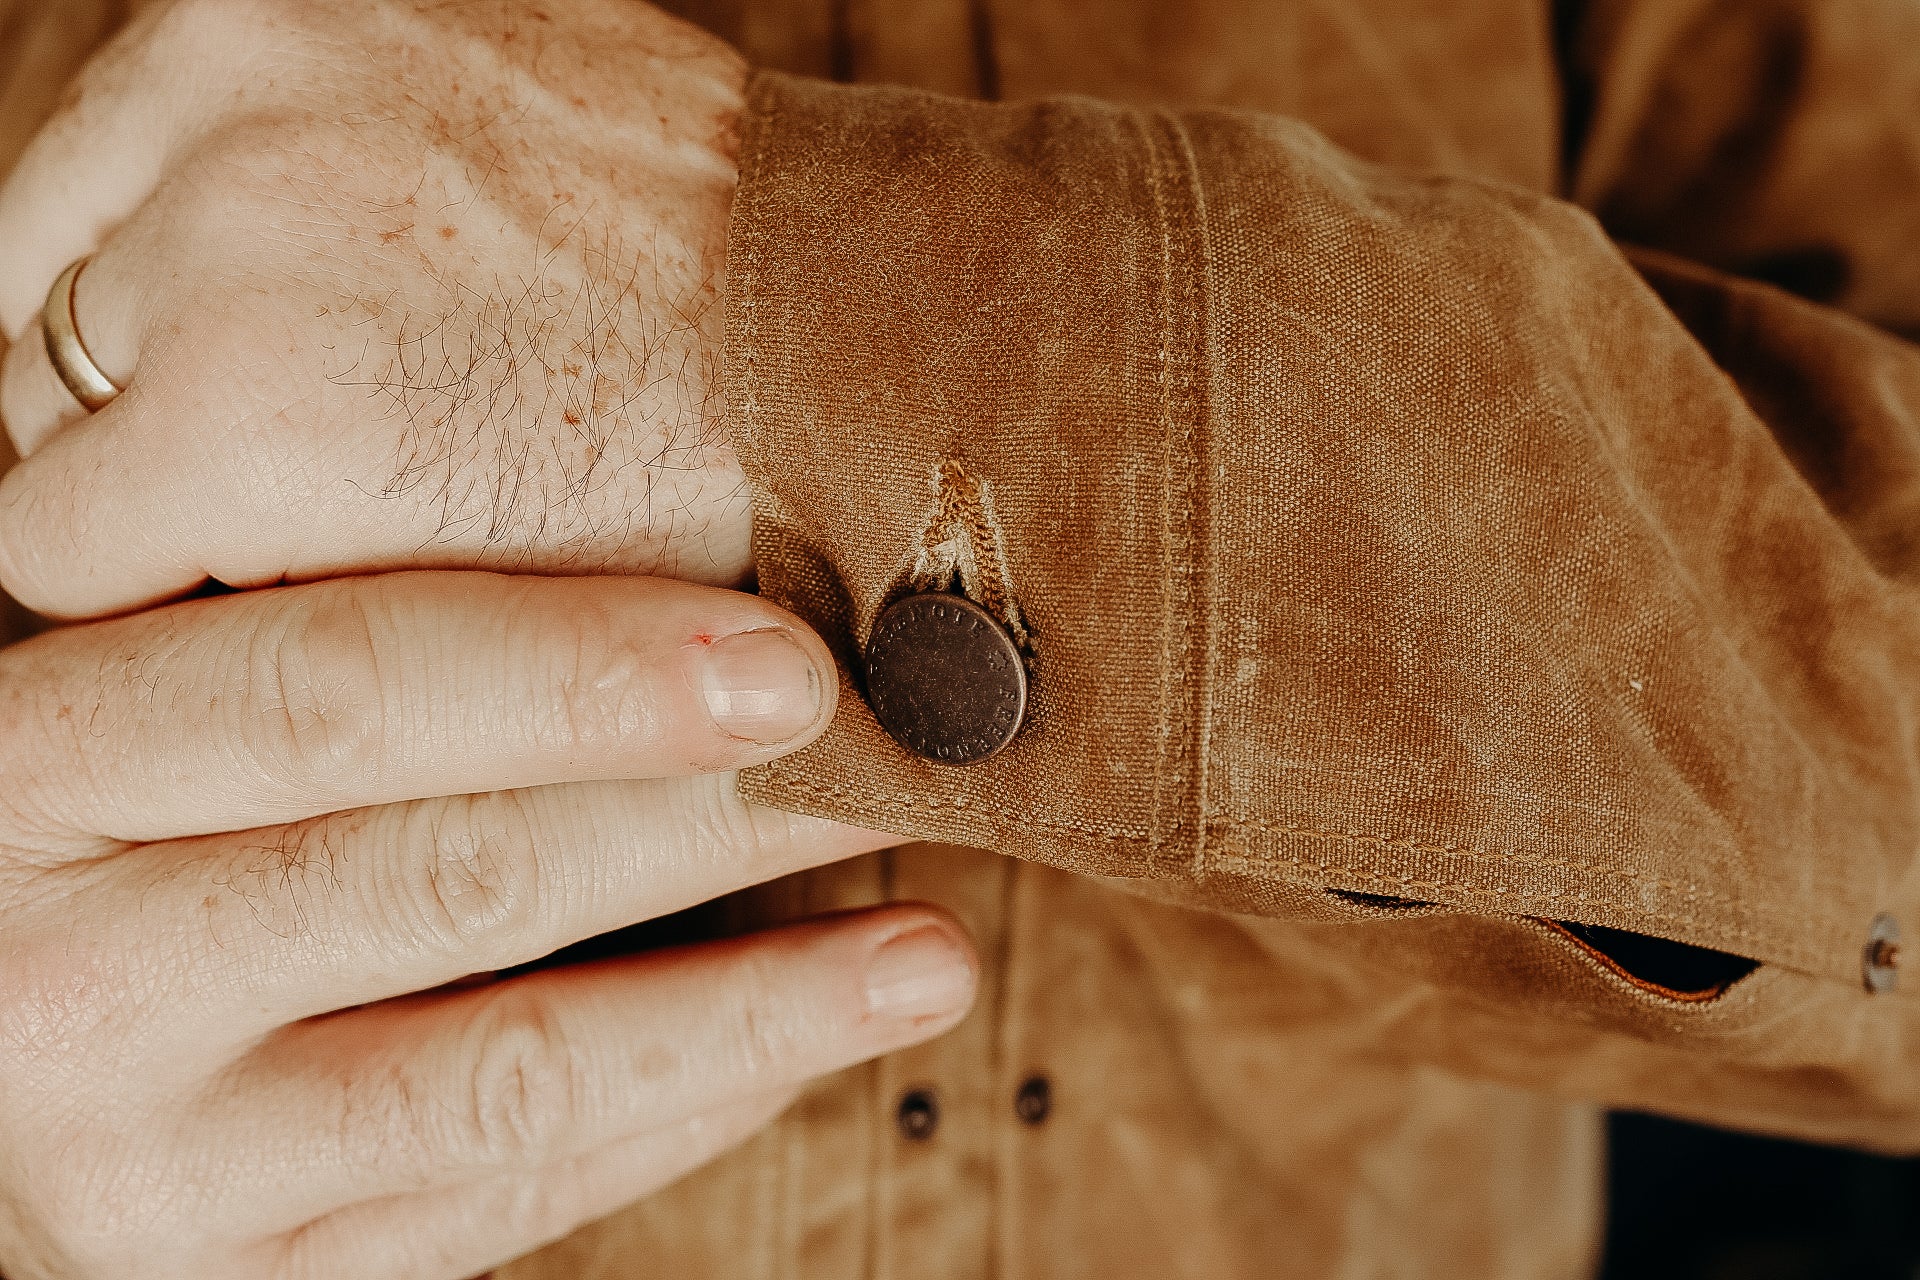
726,71 -> 1208,880
723,71 -> 1918,1005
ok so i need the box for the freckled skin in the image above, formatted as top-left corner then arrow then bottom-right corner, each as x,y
0,52 -> 923,1277
0,558 -> 920,1278
0,0 -> 756,612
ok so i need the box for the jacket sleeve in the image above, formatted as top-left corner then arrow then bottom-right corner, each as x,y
722,70 -> 1920,1148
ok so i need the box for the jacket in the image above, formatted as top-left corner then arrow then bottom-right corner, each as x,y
6,1 -> 1917,1276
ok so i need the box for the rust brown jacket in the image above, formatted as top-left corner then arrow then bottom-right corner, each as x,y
6,0 -> 1919,1277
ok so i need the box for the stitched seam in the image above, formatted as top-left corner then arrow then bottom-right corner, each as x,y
761,772 -> 1851,971
909,459 -> 1030,649
759,775 -> 1771,907
758,775 -> 1892,979
763,776 -> 1152,838
1161,109 -> 1216,879
1215,815 -> 1750,904
733,81 -> 775,472
1133,108 -> 1186,871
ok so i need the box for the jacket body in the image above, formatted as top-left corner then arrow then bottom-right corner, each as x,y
5,1 -> 1918,1277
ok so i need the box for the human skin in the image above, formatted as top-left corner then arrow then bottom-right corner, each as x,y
0,4 -> 987,1274
0,570 -> 976,1280
0,0 -> 754,616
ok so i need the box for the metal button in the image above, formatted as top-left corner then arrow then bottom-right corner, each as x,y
1864,913 -> 1901,994
897,1087 -> 939,1140
1015,1075 -> 1052,1126
865,592 -> 1027,765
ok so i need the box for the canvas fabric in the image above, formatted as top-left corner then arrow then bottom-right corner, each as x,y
722,0 -> 1920,1145
5,1 -> 1919,1277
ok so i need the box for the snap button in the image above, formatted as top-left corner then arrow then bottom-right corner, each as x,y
897,1087 -> 940,1140
865,592 -> 1027,765
1864,913 -> 1901,994
1014,1075 -> 1052,1126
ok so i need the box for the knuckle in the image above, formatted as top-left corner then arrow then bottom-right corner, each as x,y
665,774 -> 832,889
244,585 -> 391,795
205,811 -> 366,951
157,134 -> 260,215
154,0 -> 309,64
30,1153 -> 120,1262
157,132 -> 325,269
14,1115 -> 175,1270
0,947 -> 85,1080
0,906 -> 149,1084
684,775 -> 786,868
456,989 -> 581,1167
715,951 -> 807,1082
388,792 -> 544,965
537,595 -> 665,751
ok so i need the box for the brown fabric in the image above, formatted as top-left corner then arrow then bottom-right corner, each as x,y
9,0 -> 1920,1277
728,5 -> 1920,1134
503,847 -> 1606,1280
545,0 -> 1920,1272
1566,0 -> 1920,340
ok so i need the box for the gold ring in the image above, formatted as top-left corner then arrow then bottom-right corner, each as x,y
42,258 -> 121,413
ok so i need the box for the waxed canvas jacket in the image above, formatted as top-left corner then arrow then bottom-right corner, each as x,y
4,0 -> 1918,1277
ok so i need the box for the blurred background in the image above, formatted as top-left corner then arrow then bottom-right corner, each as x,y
1603,1113 -> 1920,1279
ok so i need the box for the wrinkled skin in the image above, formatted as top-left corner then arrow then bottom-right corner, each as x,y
0,4 -> 979,1278
0,568 -> 976,1280
0,0 -> 754,618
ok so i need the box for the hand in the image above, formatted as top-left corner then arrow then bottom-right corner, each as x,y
0,571 -> 976,1280
0,0 -> 751,619
0,431 -> 32,644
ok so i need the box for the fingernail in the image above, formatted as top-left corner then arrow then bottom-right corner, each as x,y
700,628 -> 824,745
865,924 -> 977,1021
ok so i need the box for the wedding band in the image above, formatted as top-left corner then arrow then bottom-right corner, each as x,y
42,258 -> 122,413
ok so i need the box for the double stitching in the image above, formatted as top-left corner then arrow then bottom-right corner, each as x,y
749,774 -> 1876,983
1134,107 -> 1212,875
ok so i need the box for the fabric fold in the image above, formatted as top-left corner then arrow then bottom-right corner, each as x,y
725,71 -> 1920,1003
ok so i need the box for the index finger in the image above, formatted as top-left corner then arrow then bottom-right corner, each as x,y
0,570 -> 836,848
